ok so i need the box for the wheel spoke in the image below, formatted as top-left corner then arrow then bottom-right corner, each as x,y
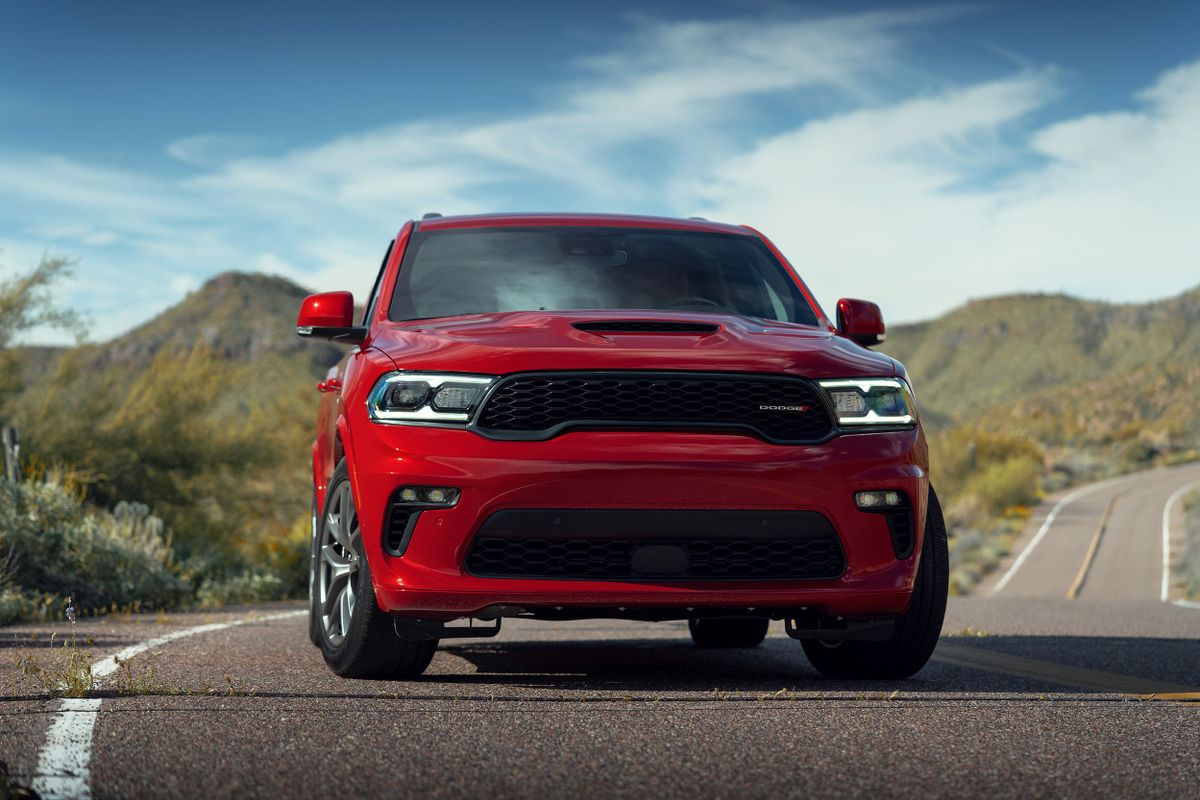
322,572 -> 347,614
328,511 -> 353,552
339,585 -> 353,635
321,544 -> 351,576
342,485 -> 358,545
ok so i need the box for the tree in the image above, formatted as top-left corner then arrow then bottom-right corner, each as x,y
0,255 -> 84,408
0,254 -> 82,349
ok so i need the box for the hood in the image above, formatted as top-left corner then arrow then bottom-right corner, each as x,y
368,311 -> 895,379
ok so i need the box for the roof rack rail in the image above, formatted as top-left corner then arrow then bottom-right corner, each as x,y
688,216 -> 708,221
421,212 -> 443,220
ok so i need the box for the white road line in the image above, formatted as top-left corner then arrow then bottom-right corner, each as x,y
992,474 -> 1136,595
30,609 -> 305,800
1162,480 -> 1200,603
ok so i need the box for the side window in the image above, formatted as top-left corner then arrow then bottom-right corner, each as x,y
361,240 -> 394,325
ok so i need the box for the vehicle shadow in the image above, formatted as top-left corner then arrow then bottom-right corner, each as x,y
434,634 -> 1200,695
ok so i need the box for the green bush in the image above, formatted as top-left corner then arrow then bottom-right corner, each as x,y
0,587 -> 70,627
0,476 -> 189,617
929,426 -> 1042,508
195,570 -> 287,608
962,456 -> 1041,514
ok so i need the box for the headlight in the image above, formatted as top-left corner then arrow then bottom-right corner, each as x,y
818,378 -> 916,428
367,373 -> 495,424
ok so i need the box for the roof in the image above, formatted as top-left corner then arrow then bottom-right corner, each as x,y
414,212 -> 752,235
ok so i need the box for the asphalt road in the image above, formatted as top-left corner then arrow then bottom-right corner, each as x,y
3,463 -> 1199,799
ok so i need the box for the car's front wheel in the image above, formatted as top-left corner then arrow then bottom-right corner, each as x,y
801,486 -> 949,679
314,461 -> 437,679
308,491 -> 321,647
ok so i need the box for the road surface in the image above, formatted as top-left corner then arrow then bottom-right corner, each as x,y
2,463 -> 1198,799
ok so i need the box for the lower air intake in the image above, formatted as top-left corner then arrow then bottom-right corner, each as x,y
463,508 -> 846,581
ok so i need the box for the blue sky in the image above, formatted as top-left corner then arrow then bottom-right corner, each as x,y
2,1 -> 1199,341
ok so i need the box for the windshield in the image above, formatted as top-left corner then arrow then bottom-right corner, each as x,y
388,227 -> 820,326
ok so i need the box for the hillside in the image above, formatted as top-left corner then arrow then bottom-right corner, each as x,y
5,273 -> 343,591
881,286 -> 1200,591
15,272 -> 341,381
881,287 -> 1200,478
882,287 -> 1200,420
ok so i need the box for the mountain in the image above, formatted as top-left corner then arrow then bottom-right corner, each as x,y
5,273 -> 343,575
882,287 -> 1200,421
882,286 -> 1200,479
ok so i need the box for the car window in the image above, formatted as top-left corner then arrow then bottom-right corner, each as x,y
361,240 -> 394,325
388,228 -> 818,326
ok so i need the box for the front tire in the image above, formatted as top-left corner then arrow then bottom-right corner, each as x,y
314,461 -> 437,679
308,492 -> 321,647
801,487 -> 949,680
689,617 -> 770,648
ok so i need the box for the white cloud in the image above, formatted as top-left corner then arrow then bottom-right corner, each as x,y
689,58 -> 1200,322
166,133 -> 268,167
2,7 -> 1200,344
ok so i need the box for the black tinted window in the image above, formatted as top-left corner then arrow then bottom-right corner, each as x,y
361,239 -> 394,325
388,228 -> 818,326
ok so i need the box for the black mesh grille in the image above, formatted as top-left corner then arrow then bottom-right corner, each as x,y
573,320 -> 719,333
465,536 -> 845,580
475,372 -> 834,443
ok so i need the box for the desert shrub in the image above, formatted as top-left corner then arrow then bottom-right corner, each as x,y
195,570 -> 287,608
962,456 -> 1040,514
0,475 -> 188,614
0,588 -> 72,626
14,345 -> 316,572
930,426 -> 1042,514
244,512 -> 311,598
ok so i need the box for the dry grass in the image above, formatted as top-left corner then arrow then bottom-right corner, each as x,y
15,632 -> 93,697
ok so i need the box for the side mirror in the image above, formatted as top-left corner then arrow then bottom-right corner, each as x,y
297,291 -> 366,344
836,298 -> 885,347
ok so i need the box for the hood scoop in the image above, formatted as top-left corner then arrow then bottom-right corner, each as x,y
572,320 -> 719,334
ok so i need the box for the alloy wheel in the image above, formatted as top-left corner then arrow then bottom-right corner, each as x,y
318,481 -> 361,646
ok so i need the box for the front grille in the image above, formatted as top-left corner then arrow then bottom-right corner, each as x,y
465,537 -> 846,580
475,372 -> 835,443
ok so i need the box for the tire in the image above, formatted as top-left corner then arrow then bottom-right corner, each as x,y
308,491 -> 321,647
801,486 -> 949,680
688,617 -> 769,648
315,461 -> 437,679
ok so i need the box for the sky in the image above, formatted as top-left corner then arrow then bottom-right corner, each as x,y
2,0 -> 1199,342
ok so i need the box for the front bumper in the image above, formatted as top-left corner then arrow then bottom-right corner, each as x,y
345,425 -> 928,621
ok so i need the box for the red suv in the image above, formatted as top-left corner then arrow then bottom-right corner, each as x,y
298,213 -> 946,681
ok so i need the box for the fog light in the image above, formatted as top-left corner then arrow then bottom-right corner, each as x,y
395,485 -> 460,507
855,490 -> 904,509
